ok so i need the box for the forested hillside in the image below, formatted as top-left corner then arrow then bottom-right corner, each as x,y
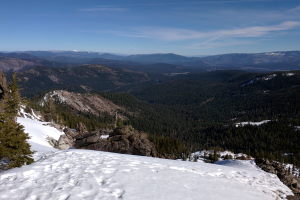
22,69 -> 300,166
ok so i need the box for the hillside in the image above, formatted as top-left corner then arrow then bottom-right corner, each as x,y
0,57 -> 37,71
0,53 -> 71,72
15,64 -> 151,97
20,69 -> 300,165
42,90 -> 123,117
133,70 -> 300,121
201,51 -> 300,71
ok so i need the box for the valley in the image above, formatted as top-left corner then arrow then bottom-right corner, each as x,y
2,1 -> 300,199
1,50 -> 300,199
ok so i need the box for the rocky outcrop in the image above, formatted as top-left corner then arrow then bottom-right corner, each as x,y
74,126 -> 157,157
42,90 -> 125,117
52,122 -> 157,156
56,134 -> 74,150
54,128 -> 78,150
255,158 -> 300,199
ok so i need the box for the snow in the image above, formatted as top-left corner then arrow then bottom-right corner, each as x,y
17,107 -> 64,159
283,72 -> 295,77
284,163 -> 300,177
17,107 -> 64,154
241,74 -> 278,87
17,117 -> 63,152
235,120 -> 271,127
100,134 -> 109,139
265,52 -> 285,56
188,150 -> 252,163
0,150 -> 293,200
165,72 -> 190,76
0,108 -> 291,200
262,74 -> 277,81
18,105 -> 42,121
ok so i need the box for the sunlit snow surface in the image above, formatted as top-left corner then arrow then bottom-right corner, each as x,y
0,150 -> 292,200
0,115 -> 292,200
17,117 -> 63,153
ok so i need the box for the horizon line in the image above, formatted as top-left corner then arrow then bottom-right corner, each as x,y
1,49 -> 300,57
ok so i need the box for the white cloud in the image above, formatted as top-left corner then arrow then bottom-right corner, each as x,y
187,40 -> 255,50
126,21 -> 300,41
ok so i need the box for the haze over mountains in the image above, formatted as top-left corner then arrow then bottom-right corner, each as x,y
1,50 -> 300,72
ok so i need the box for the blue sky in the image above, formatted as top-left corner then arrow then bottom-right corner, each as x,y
1,0 -> 300,55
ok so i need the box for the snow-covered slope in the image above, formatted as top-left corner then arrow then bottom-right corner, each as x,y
17,117 -> 63,152
0,110 -> 292,200
17,106 -> 64,158
0,150 -> 292,200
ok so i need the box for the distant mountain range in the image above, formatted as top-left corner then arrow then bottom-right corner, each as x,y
15,64 -> 152,97
1,50 -> 300,72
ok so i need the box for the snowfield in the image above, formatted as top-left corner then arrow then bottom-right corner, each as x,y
16,117 -> 63,153
0,115 -> 293,200
17,106 -> 64,153
0,150 -> 293,200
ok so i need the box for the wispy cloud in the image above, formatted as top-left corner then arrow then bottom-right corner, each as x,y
117,21 -> 300,41
187,40 -> 256,50
288,5 -> 300,13
80,6 -> 127,12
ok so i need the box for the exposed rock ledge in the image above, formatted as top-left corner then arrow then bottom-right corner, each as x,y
54,124 -> 157,157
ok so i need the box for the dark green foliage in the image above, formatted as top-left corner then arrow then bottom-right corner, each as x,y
148,134 -> 189,159
207,151 -> 220,163
103,83 -> 300,166
0,73 -> 33,169
5,73 -> 21,118
15,65 -> 151,98
0,118 -> 33,168
193,120 -> 300,166
116,117 -> 124,128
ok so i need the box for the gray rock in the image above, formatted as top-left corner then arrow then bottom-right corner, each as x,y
64,128 -> 78,138
74,126 -> 157,157
56,135 -> 74,150
47,136 -> 58,147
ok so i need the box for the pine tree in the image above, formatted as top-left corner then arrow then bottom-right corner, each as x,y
5,73 -> 20,119
43,98 -> 54,122
0,73 -> 33,169
0,117 -> 33,168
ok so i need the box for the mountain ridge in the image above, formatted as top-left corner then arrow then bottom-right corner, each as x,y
1,50 -> 300,72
